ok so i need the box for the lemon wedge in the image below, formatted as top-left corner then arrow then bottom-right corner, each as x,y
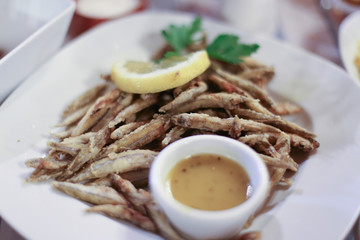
111,50 -> 210,94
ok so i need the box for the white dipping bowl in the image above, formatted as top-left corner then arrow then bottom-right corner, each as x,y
339,10 -> 360,83
149,135 -> 269,240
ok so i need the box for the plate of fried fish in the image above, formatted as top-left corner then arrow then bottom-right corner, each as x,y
0,11 -> 360,240
339,10 -> 360,82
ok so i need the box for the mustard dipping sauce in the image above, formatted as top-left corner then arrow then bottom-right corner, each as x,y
355,41 -> 360,78
166,153 -> 250,211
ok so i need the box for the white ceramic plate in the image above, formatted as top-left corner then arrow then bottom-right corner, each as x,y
339,10 -> 360,83
1,11 -> 360,240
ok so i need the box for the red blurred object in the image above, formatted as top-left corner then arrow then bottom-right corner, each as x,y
343,0 -> 360,5
0,49 -> 6,60
322,0 -> 360,30
67,0 -> 147,39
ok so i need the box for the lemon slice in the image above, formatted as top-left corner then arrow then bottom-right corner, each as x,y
111,50 -> 210,94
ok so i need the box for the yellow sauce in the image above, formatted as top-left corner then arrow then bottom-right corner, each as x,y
166,154 -> 250,211
355,41 -> 360,78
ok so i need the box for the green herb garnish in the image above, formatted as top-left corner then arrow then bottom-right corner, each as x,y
206,34 -> 259,64
161,17 -> 203,53
161,17 -> 259,64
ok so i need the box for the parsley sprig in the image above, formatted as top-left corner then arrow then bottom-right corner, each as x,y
206,34 -> 259,64
162,17 -> 203,54
161,17 -> 259,64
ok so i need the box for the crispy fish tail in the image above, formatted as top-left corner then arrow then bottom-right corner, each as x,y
87,204 -> 157,232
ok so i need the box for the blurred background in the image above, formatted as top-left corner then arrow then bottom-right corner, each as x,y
64,0 -> 360,65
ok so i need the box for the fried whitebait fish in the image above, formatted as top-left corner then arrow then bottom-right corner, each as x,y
26,51 -> 318,239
